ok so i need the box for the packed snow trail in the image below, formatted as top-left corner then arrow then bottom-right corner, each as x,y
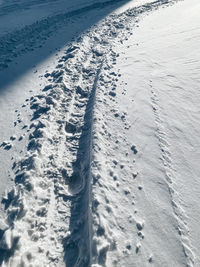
0,0 -> 137,204
1,0 -> 199,266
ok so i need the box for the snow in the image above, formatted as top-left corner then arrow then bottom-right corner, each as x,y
91,1 -> 199,264
0,0 -> 134,203
0,0 -> 200,266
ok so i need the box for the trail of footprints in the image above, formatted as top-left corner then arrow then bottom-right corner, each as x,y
149,82 -> 195,266
91,53 -> 149,266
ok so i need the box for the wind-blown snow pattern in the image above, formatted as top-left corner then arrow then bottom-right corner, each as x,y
0,0 -> 200,266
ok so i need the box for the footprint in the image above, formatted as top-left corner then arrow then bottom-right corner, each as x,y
132,172 -> 138,179
10,136 -> 16,141
109,91 -> 116,97
65,121 -> 77,134
136,243 -> 141,254
131,145 -> 138,154
0,141 -> 12,150
149,255 -> 153,263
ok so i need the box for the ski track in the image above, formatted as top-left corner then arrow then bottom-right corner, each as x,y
0,0 -> 186,266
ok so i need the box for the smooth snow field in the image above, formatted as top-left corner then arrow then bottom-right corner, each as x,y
0,0 -> 200,266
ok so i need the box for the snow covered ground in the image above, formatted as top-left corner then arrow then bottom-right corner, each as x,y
0,0 -> 200,266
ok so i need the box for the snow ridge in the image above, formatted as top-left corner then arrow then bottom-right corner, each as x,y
0,0 -> 181,266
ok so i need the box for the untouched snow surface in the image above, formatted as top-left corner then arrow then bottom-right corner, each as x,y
0,0 -> 200,266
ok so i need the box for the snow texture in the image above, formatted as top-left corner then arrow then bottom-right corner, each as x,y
0,0 -> 200,266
